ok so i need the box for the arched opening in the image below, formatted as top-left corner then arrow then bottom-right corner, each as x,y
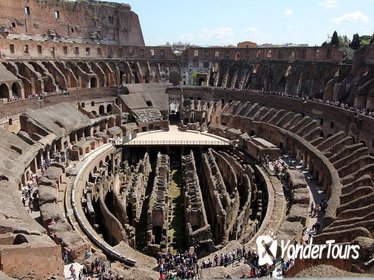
152,226 -> 162,244
90,77 -> 97,88
107,104 -> 112,114
198,77 -> 206,86
99,105 -> 105,115
120,71 -> 124,84
320,131 -> 324,138
360,140 -> 367,147
126,203 -> 133,225
169,71 -> 180,86
13,234 -> 28,245
0,84 -> 9,99
12,82 -> 21,98
235,52 -> 240,61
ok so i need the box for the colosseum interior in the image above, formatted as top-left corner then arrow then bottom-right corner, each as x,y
0,0 -> 373,279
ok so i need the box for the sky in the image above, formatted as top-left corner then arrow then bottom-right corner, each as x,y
106,0 -> 373,46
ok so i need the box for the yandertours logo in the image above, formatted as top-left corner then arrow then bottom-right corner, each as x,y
256,235 -> 360,266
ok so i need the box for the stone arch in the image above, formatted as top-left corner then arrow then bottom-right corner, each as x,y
0,83 -> 10,99
90,77 -> 97,88
11,82 -> 22,98
108,61 -> 120,85
105,155 -> 112,174
99,105 -> 105,115
169,71 -> 181,86
107,104 -> 113,114
105,155 -> 110,163
98,61 -> 113,87
149,62 -> 159,83
108,117 -> 115,127
159,62 -> 169,82
13,234 -> 28,245
267,50 -> 272,58
198,77 -> 206,86
118,61 -> 130,84
235,51 -> 240,61
256,50 -> 261,59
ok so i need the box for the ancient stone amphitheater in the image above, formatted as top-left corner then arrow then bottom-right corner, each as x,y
0,0 -> 373,279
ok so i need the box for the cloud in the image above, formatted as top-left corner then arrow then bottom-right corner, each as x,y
243,27 -> 260,35
178,27 -> 235,45
332,11 -> 369,24
284,9 -> 293,16
319,0 -> 338,9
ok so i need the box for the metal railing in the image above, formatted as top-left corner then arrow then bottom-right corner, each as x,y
122,139 -> 229,146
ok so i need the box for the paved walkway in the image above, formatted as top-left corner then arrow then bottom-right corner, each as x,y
280,154 -> 327,232
123,125 -> 230,146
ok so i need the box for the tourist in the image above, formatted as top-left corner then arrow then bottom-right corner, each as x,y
69,264 -> 76,280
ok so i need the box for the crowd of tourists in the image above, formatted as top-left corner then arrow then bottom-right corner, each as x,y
199,246 -> 294,278
158,251 -> 199,280
218,87 -> 374,120
259,89 -> 374,119
66,257 -> 125,280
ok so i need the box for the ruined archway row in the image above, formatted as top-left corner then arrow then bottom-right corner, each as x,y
0,81 -> 23,100
1,60 -> 182,99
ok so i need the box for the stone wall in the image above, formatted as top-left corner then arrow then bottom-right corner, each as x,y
0,0 -> 144,46
199,148 -> 232,244
0,244 -> 63,279
147,152 -> 170,252
182,151 -> 213,252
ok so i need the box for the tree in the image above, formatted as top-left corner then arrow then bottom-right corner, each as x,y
370,33 -> 374,44
338,35 -> 353,63
330,31 -> 339,47
359,35 -> 372,46
338,35 -> 350,48
349,33 -> 361,50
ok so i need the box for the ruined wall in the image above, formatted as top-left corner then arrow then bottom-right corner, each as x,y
0,244 -> 64,279
147,152 -> 170,252
182,151 -> 213,251
200,148 -> 232,244
0,0 -> 144,46
99,179 -> 128,245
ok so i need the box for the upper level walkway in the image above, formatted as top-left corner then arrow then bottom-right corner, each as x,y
121,125 -> 230,147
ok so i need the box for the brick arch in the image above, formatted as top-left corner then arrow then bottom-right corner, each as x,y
0,83 -> 10,99
99,105 -> 105,115
98,61 -> 114,87
12,82 -> 23,98
149,62 -> 159,83
159,62 -> 169,82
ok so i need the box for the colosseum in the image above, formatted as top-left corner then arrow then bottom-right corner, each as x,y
0,0 -> 373,279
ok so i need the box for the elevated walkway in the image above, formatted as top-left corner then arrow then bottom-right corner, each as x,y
122,125 -> 230,147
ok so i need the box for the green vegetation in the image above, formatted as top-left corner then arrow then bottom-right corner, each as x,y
322,31 -> 374,64
167,169 -> 186,254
